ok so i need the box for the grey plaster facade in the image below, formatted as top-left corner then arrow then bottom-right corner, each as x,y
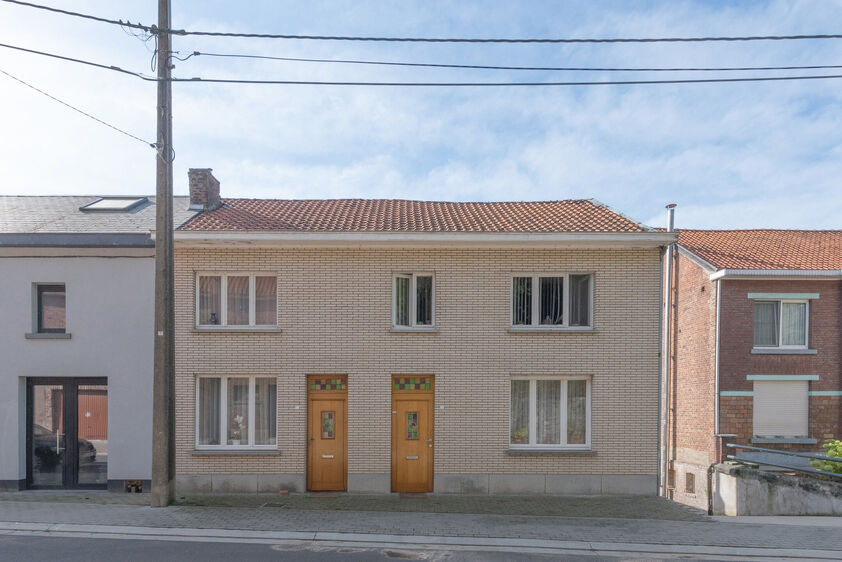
0,195 -> 195,491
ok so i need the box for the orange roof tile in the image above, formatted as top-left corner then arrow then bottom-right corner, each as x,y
678,229 -> 842,270
178,198 -> 650,233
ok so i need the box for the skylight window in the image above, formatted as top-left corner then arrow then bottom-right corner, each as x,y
80,197 -> 148,212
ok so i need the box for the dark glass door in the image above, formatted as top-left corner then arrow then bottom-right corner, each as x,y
27,378 -> 108,489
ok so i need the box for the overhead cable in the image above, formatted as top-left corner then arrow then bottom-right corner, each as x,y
190,51 -> 842,73
4,1 -> 842,44
5,41 -> 842,88
0,68 -> 154,147
168,74 -> 842,86
168,30 -> 842,43
1,0 -> 151,32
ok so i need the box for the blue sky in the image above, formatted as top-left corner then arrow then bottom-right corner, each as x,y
1,0 -> 841,229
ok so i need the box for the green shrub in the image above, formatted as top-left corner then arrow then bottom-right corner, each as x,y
810,439 -> 842,474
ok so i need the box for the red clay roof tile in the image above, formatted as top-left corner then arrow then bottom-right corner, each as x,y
178,198 -> 649,233
678,229 -> 842,270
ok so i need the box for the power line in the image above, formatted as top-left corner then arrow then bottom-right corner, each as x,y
5,0 -> 842,44
0,68 -> 154,147
190,51 -> 842,73
5,41 -> 842,87
170,74 -> 842,86
1,0 -> 151,32
171,30 -> 842,43
0,42 -> 156,80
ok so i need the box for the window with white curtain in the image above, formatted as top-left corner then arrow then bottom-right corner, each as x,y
510,377 -> 590,448
196,274 -> 277,328
753,300 -> 808,349
393,273 -> 434,328
512,274 -> 592,328
196,375 -> 277,448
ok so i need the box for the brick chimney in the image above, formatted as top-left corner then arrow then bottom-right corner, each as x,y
188,168 -> 221,210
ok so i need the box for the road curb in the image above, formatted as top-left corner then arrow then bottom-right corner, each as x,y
0,521 -> 839,559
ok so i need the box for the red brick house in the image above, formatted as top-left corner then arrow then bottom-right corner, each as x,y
664,229 -> 842,508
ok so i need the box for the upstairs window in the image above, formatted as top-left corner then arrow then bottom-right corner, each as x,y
512,274 -> 591,328
754,300 -> 808,349
196,274 -> 277,328
393,273 -> 434,328
37,284 -> 66,333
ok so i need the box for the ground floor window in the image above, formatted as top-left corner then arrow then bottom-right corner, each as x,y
196,375 -> 277,448
753,380 -> 808,437
510,377 -> 590,449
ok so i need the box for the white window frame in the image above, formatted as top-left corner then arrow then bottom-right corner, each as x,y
509,376 -> 592,450
754,299 -> 809,350
195,374 -> 277,450
392,272 -> 435,329
195,273 -> 277,329
510,273 -> 593,329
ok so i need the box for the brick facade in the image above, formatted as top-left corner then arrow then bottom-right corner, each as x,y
667,251 -> 718,508
174,246 -> 662,494
668,248 -> 841,509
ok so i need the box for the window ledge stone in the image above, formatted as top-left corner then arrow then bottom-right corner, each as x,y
390,326 -> 438,333
25,332 -> 71,340
193,327 -> 282,334
507,327 -> 596,334
750,348 -> 817,355
506,448 -> 596,456
750,437 -> 818,445
191,449 -> 280,456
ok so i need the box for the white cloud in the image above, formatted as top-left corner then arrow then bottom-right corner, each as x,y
1,0 -> 840,228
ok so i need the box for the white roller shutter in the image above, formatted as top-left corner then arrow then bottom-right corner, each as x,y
753,381 -> 808,437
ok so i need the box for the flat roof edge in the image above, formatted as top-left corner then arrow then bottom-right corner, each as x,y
0,233 -> 154,248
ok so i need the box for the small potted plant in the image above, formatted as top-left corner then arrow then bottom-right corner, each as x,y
230,414 -> 245,445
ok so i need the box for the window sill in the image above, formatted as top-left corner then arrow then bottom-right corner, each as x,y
390,326 -> 438,333
193,327 -> 282,333
507,327 -> 596,334
751,437 -> 818,445
191,448 -> 280,456
25,332 -> 71,340
751,348 -> 817,355
506,448 -> 595,456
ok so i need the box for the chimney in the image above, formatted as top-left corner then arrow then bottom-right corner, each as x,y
188,168 -> 221,211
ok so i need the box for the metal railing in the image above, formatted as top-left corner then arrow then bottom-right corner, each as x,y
726,443 -> 842,479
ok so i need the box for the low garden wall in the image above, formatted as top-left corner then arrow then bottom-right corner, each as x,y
712,463 -> 842,515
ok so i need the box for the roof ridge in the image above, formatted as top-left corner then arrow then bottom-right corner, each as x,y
218,197 -> 593,204
678,228 -> 842,233
587,197 -> 654,232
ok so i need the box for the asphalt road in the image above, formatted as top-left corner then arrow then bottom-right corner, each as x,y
0,535 -> 626,561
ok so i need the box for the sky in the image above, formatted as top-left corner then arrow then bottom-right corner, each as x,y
1,0 -> 841,229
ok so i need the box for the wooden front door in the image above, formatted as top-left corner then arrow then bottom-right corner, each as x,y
391,376 -> 434,492
307,376 -> 347,491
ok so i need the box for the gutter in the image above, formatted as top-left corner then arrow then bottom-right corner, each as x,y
710,268 -> 842,280
166,230 -> 677,249
0,232 -> 154,248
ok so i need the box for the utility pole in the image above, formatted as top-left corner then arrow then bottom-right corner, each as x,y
151,0 -> 175,507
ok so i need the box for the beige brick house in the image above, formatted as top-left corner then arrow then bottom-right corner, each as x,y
173,169 -> 675,495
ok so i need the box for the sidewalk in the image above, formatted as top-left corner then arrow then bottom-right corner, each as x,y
0,492 -> 840,558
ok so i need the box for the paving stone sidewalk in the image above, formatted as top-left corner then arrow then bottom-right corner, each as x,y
0,493 -> 841,551
0,491 -> 706,520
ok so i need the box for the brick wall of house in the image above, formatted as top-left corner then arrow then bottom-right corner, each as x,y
718,279 -> 841,450
174,246 -> 662,484
667,251 -> 717,509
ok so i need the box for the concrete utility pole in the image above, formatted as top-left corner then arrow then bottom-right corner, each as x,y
151,0 -> 175,507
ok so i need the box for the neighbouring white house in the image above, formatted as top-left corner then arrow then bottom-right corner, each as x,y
0,195 -> 196,492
